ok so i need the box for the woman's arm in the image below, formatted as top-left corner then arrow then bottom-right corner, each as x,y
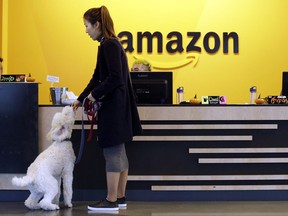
90,40 -> 124,101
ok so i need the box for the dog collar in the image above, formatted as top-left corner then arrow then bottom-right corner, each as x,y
63,138 -> 71,142
53,138 -> 71,142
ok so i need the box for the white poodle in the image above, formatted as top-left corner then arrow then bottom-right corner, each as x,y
12,106 -> 76,211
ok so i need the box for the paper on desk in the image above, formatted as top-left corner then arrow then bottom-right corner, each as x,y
62,91 -> 78,105
66,91 -> 78,100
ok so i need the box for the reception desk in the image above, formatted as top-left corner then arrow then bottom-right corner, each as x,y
2,104 -> 288,201
0,83 -> 38,173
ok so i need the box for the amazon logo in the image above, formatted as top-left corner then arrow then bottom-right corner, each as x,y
118,31 -> 239,69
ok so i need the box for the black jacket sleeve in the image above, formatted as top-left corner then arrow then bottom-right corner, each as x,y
90,40 -> 124,101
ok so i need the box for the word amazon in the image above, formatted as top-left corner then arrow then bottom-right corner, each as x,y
118,31 -> 239,54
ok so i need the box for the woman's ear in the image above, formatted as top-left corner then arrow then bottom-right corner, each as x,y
94,21 -> 101,30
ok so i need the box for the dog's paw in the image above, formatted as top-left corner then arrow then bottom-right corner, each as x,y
40,202 -> 60,211
65,202 -> 73,208
43,204 -> 60,211
64,199 -> 72,208
24,200 -> 41,210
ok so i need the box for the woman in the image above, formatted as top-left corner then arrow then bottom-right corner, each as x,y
72,6 -> 142,211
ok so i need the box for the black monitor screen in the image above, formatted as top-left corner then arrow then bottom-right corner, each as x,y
282,72 -> 288,96
130,72 -> 173,104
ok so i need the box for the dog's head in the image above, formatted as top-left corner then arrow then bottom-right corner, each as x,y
47,106 -> 75,142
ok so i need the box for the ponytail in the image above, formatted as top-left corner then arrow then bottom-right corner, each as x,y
100,6 -> 117,39
84,6 -> 117,40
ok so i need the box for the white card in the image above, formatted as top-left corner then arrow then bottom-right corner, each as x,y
46,75 -> 59,83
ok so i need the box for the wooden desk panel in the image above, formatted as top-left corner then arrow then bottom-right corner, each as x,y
3,105 -> 288,201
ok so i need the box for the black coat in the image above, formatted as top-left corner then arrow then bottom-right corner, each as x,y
78,38 -> 142,148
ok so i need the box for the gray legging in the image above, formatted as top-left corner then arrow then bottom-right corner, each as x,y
103,143 -> 129,172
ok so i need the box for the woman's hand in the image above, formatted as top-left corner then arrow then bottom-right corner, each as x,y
87,93 -> 96,102
71,100 -> 81,111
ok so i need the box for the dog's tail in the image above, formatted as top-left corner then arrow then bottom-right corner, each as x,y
11,176 -> 33,187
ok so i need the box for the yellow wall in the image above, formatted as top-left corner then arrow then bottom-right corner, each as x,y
0,0 -> 2,55
3,0 -> 288,104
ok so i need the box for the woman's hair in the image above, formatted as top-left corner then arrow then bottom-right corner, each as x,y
0,57 -> 3,62
84,6 -> 117,40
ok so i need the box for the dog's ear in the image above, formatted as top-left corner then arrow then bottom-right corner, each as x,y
48,125 -> 70,142
47,111 -> 71,142
47,106 -> 75,142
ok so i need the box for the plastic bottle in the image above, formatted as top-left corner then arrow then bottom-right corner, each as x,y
250,86 -> 257,104
177,87 -> 184,104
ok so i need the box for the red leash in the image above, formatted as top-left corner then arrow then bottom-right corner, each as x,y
75,97 -> 101,164
83,98 -> 100,142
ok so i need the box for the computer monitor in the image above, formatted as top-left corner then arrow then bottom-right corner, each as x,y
282,72 -> 288,96
130,72 -> 173,104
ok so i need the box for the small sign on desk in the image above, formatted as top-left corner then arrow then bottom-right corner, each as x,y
0,74 -> 26,82
267,96 -> 288,104
202,96 -> 227,104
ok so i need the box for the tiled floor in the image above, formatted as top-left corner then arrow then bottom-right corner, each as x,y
1,201 -> 288,216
